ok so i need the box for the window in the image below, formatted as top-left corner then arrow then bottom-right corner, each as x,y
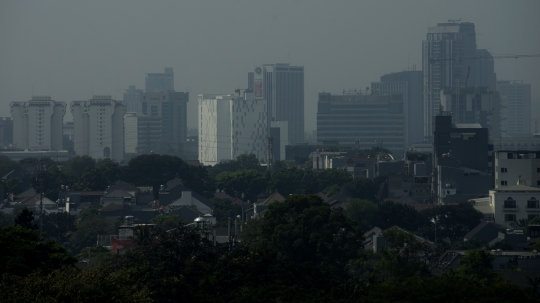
537,168 -> 540,173
505,214 -> 516,222
537,181 -> 540,186
504,197 -> 517,209
528,198 -> 539,209
501,180 -> 508,186
500,167 -> 508,173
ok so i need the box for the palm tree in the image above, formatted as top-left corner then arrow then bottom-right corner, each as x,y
526,276 -> 540,297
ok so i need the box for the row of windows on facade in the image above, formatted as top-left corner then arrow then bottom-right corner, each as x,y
501,181 -> 540,186
505,214 -> 539,222
503,197 -> 539,208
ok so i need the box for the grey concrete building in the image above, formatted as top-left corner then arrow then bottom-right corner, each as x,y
141,91 -> 188,148
123,85 -> 144,114
497,80 -> 532,137
145,67 -> 174,93
248,64 -> 304,144
494,150 -> 540,188
0,117 -> 13,147
317,92 -> 405,156
423,22 -> 477,138
371,70 -> 423,146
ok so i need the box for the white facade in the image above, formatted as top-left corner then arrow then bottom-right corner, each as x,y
10,96 -> 66,151
494,150 -> 540,188
198,92 -> 267,166
71,96 -> 125,160
124,112 -> 138,154
490,184 -> 540,227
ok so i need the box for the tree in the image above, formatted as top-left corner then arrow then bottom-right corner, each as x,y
42,212 -> 76,244
346,199 -> 379,231
268,167 -> 318,196
345,176 -> 386,201
374,227 -> 432,281
241,195 -> 362,273
316,169 -> 353,192
150,214 -> 183,231
69,209 -> 114,254
420,203 -> 483,241
14,208 -> 37,230
4,178 -> 23,195
72,160 -> 121,191
216,169 -> 267,202
63,155 -> 96,178
443,248 -> 500,286
376,200 -> 426,231
0,225 -> 75,278
211,198 -> 242,226
207,153 -> 264,178
0,155 -> 21,178
0,212 -> 13,228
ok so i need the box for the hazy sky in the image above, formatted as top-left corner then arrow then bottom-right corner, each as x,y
1,0 -> 539,132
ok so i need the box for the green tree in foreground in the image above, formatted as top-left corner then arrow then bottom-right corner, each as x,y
346,198 -> 379,231
0,225 -> 75,278
443,248 -> 501,286
14,208 -> 37,230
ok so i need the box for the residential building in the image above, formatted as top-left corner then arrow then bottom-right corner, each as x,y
145,67 -> 174,92
0,117 -> 13,147
141,91 -> 188,148
70,96 -> 125,160
198,91 -> 267,166
490,183 -> 540,226
0,150 -> 70,162
317,92 -> 405,156
158,178 -> 213,214
63,122 -> 74,141
371,70 -> 423,145
497,80 -> 532,137
423,22 -> 477,138
494,150 -> 540,188
123,85 -> 143,114
492,135 -> 540,151
440,86 -> 501,140
10,96 -> 66,151
248,64 -> 304,144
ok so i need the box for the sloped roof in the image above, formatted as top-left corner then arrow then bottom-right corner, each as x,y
110,181 -> 139,192
261,192 -> 285,205
464,221 -> 499,241
214,192 -> 245,205
164,178 -> 213,208
17,188 -> 36,198
100,203 -> 126,212
327,186 -> 352,206
103,189 -> 134,199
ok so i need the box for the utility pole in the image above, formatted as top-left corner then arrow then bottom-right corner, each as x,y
39,157 -> 44,233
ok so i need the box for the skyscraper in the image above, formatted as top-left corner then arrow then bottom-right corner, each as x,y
198,92 -> 267,166
497,80 -> 532,137
248,63 -> 304,144
145,67 -> 174,92
10,96 -> 66,151
71,96 -> 125,160
371,70 -> 423,146
124,85 -> 144,113
423,22 -> 477,138
475,49 -> 497,91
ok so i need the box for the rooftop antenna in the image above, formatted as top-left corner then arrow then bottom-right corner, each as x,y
448,18 -> 462,23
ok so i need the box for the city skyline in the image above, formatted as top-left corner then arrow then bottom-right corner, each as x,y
1,1 -> 539,133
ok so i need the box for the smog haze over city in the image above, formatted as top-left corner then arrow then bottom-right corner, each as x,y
1,0 -> 539,131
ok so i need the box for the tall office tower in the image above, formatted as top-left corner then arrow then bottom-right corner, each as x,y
497,80 -> 532,137
145,67 -> 174,92
10,96 -> 66,151
198,91 -> 267,166
140,91 -> 188,147
248,64 -> 304,144
70,96 -> 125,160
317,92 -> 405,156
423,22 -> 477,139
123,112 -> 162,155
475,49 -> 497,91
440,87 -> 501,140
0,117 -> 13,147
123,85 -> 144,114
371,70 -> 423,146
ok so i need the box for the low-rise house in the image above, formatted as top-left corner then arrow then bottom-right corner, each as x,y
490,183 -> 540,227
346,157 -> 377,178
159,178 -> 213,214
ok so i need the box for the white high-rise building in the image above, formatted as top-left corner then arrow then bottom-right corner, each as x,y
497,80 -> 532,137
423,22 -> 477,138
198,92 -> 267,166
71,96 -> 125,160
10,96 -> 66,151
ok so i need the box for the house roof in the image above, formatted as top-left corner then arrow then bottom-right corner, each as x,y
103,189 -> 134,199
363,227 -> 383,239
164,178 -> 213,208
327,187 -> 352,206
17,188 -> 36,198
214,192 -> 245,205
261,192 -> 285,205
100,203 -> 127,212
110,181 -> 139,192
463,222 -> 499,240
491,184 -> 540,192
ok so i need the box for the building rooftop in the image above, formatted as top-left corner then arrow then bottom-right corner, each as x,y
491,184 -> 540,192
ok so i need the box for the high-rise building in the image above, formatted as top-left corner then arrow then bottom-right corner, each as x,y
440,87 -> 501,140
475,49 -> 497,91
497,80 -> 532,137
124,112 -> 162,155
198,92 -> 267,166
371,70 -> 423,146
0,117 -> 13,148
71,96 -> 125,160
123,85 -> 144,114
10,96 -> 66,151
145,67 -> 174,92
140,91 -> 188,147
423,22 -> 477,138
248,64 -> 304,144
317,92 -> 405,156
